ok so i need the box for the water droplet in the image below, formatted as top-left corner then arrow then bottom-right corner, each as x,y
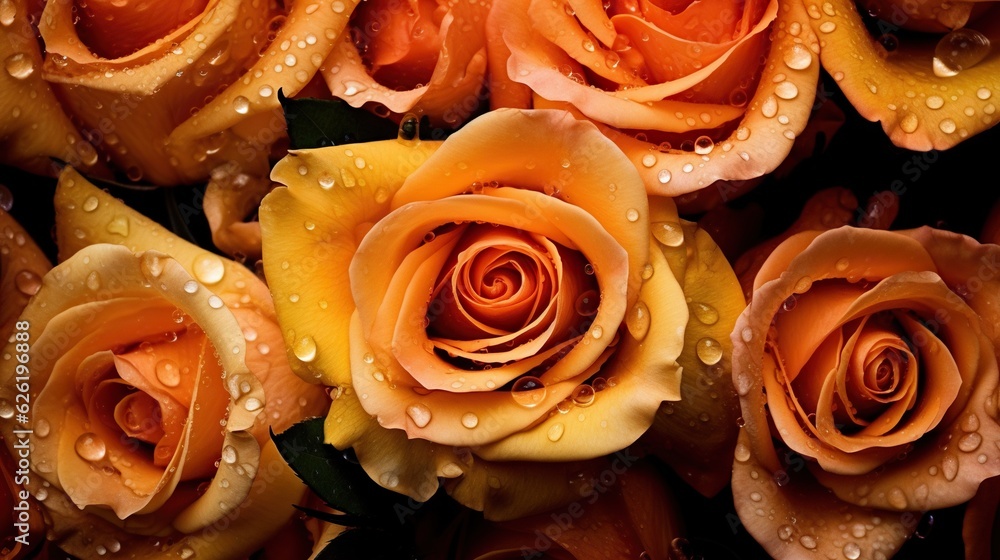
652,221 -> 684,247
461,412 -> 479,428
208,295 -> 224,309
441,462 -> 463,477
933,28 -> 990,77
183,280 -> 199,294
799,535 -> 817,549
740,327 -> 754,342
958,432 -> 982,452
14,270 -> 40,296
180,547 -> 195,559
156,359 -> 180,387
244,397 -> 263,411
939,118 -> 957,134
783,44 -> 812,70
75,432 -> 107,461
547,422 -> 565,441
332,0 -> 346,12
696,337 -> 723,365
233,96 -> 250,114
194,254 -> 225,285
86,271 -> 101,291
691,302 -> 719,325
899,112 -> 919,134
941,453 -> 959,480
775,82 -> 799,100
734,442 -> 751,462
977,87 -> 992,100
0,0 -> 15,26
82,196 -> 99,212
4,53 -> 34,80
106,215 -> 129,236
572,385 -> 596,407
0,400 -> 13,419
641,153 -> 657,168
657,169 -> 672,184
925,96 -> 945,110
777,525 -> 794,541
626,301 -> 651,341
843,542 -> 861,559
221,445 -> 238,464
761,96 -> 778,118
35,419 -> 50,437
887,487 -> 907,508
512,376 -> 546,408
818,21 -> 836,33
625,208 -> 640,222
293,336 -> 317,362
575,289 -> 600,316
694,136 -> 714,154
406,403 -> 432,428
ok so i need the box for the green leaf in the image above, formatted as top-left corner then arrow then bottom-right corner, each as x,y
270,418 -> 405,523
278,90 -> 400,150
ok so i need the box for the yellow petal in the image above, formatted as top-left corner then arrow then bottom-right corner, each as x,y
805,0 -> 1000,150
261,139 -> 440,385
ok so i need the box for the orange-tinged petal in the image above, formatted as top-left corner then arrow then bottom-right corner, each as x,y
0,209 -> 52,338
203,166 -> 273,260
0,0 -> 101,176
805,0 -> 1000,150
76,0 -> 209,59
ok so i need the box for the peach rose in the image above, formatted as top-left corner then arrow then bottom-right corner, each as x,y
321,0 -> 490,128
731,225 -> 1000,558
804,0 -> 1000,150
487,0 -> 822,196
0,169 -> 326,558
260,108 -> 741,519
30,0 -> 359,184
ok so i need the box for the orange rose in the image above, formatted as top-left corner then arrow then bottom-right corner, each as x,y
804,0 -> 1000,150
487,0 -> 822,196
321,0 -> 490,127
28,0 -> 359,184
731,225 -> 1000,558
260,108 -> 742,519
0,169 -> 327,558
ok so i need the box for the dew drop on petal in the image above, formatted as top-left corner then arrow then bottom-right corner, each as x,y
208,295 -> 224,309
783,44 -> 812,70
221,445 -> 238,464
461,412 -> 479,428
547,422 -> 565,441
843,543 -> 861,560
572,385 -> 596,407
156,359 -> 181,387
691,302 -> 719,325
75,433 -> 107,461
293,336 -> 317,362
82,196 -> 99,212
183,280 -> 199,294
933,28 -> 990,77
652,221 -> 684,247
14,270 -> 40,296
696,337 -> 723,365
193,254 -> 225,285
511,376 -> 546,408
406,404 -> 432,428
941,453 -> 959,480
233,96 -> 250,114
625,301 -> 651,341
799,535 -> 817,550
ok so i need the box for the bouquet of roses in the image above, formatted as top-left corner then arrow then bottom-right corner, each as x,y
2,0 -> 1000,558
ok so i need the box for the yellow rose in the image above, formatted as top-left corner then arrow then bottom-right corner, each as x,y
0,169 -> 327,558
260,108 -> 743,519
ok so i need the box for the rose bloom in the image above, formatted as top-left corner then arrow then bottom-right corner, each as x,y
731,225 -> 1000,559
21,0 -> 359,184
487,0 -> 822,196
804,0 -> 1000,150
322,0 -> 490,128
0,169 -> 326,558
260,108 -> 740,519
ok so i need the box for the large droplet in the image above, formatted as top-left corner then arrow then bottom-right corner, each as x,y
0,0 -> 15,26
193,254 -> 225,285
82,196 -> 100,212
0,400 -> 13,419
156,359 -> 181,387
691,302 -> 719,325
4,53 -> 34,80
625,301 -> 651,341
941,453 -> 959,481
461,412 -> 479,429
75,432 -> 107,462
933,28 -> 990,77
106,215 -> 130,236
652,221 -> 684,247
842,542 -> 861,560
293,336 -> 317,362
696,337 -> 723,365
406,403 -> 432,428
14,270 -> 41,296
547,422 -> 565,442
233,96 -> 251,114
571,385 -> 596,407
783,44 -> 812,70
511,376 -> 546,408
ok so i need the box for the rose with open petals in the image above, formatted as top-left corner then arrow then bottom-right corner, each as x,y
731,225 -> 1000,559
30,0 -> 358,185
0,169 -> 326,558
487,0 -> 821,196
261,108 -> 741,519
805,0 -> 1000,150
321,0 -> 489,127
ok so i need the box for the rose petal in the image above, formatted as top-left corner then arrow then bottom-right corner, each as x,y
0,0 -> 100,176
0,209 -> 52,338
640,202 -> 745,497
321,0 -> 489,126
203,167 -> 273,261
963,475 -> 1000,560
261,139 -> 440,385
804,0 -> 1000,150
75,0 -> 210,59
